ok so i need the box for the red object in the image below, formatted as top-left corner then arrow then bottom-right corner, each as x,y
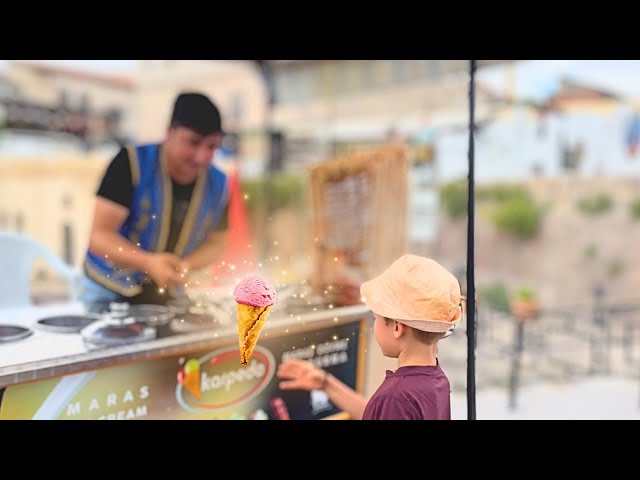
210,168 -> 256,285
269,397 -> 291,420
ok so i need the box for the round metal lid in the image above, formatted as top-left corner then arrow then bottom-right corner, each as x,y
126,304 -> 175,326
83,301 -> 112,315
170,312 -> 219,333
35,314 -> 101,334
80,320 -> 156,348
0,325 -> 34,343
166,296 -> 194,314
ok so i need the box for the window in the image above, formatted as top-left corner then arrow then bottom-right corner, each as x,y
360,60 -> 375,89
439,60 -> 465,76
425,60 -> 441,80
307,63 -> 325,98
62,195 -> 73,209
406,60 -> 424,81
230,93 -> 244,123
15,212 -> 24,232
319,62 -> 337,97
59,89 -> 69,107
277,68 -> 309,103
333,61 -> 363,94
392,60 -> 408,83
63,223 -> 74,265
373,61 -> 392,88
348,61 -> 364,91
335,61 -> 350,94
0,82 -> 18,101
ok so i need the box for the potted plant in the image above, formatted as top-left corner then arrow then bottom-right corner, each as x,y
510,286 -> 540,322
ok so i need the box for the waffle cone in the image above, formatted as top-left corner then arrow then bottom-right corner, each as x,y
237,303 -> 272,365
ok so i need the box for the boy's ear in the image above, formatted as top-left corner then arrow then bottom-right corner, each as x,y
393,321 -> 404,339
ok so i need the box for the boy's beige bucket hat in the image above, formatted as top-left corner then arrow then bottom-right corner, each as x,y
360,254 -> 462,333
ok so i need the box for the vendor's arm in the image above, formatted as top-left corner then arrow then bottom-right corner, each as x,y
89,197 -> 151,272
180,229 -> 228,272
88,148 -> 182,288
89,196 -> 183,289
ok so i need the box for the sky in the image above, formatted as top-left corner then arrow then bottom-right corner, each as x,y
2,60 -> 640,101
478,60 -> 640,101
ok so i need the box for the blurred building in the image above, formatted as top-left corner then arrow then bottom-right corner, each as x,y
436,78 -> 639,183
133,61 -> 511,175
0,60 -> 516,278
0,155 -> 108,277
134,60 -> 269,177
0,61 -> 136,282
543,78 -> 621,115
263,60 -> 510,249
265,60 -> 509,165
0,61 -> 271,281
0,61 -> 135,148
0,71 -> 19,103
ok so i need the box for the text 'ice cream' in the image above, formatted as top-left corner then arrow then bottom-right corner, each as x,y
233,275 -> 277,365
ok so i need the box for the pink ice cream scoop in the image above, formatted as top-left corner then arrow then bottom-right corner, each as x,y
233,275 -> 277,307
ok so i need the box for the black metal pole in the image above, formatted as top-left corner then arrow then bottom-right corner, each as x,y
590,286 -> 607,375
466,60 -> 477,420
256,61 -> 275,260
508,320 -> 525,410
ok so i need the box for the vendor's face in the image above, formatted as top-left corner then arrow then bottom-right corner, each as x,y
164,126 -> 222,184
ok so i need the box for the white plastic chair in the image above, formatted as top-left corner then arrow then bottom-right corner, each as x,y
0,231 -> 82,308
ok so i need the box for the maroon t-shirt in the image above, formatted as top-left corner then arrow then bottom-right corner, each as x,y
362,364 -> 452,420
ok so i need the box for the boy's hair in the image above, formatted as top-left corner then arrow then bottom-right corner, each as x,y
383,317 -> 445,345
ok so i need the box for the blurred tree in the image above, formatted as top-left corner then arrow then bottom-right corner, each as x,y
629,199 -> 640,220
492,196 -> 544,239
577,193 -> 613,216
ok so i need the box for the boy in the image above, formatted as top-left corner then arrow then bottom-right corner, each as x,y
277,254 -> 463,420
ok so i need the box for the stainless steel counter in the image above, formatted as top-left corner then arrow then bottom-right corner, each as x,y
0,302 -> 371,387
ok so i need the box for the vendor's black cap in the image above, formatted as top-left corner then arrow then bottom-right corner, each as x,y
170,92 -> 223,136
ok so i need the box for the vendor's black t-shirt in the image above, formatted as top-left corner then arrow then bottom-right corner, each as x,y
95,146 -> 228,304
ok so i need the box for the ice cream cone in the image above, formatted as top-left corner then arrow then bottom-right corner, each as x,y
237,303 -> 272,365
234,275 -> 277,365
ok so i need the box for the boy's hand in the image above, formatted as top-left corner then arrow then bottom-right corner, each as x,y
277,359 -> 326,391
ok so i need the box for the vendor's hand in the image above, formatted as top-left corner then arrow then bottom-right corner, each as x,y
277,359 -> 326,391
178,260 -> 191,276
143,253 -> 183,289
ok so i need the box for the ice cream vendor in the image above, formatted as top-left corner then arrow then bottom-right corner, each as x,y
81,92 -> 231,306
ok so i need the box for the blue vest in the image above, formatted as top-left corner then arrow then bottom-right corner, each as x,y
84,143 -> 229,297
